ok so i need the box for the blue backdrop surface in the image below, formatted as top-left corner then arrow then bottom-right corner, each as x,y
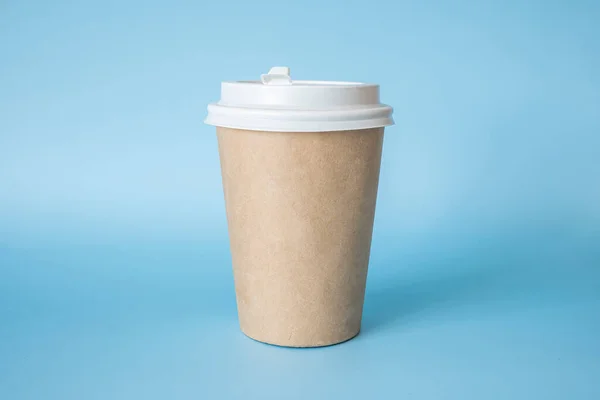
1,0 -> 599,398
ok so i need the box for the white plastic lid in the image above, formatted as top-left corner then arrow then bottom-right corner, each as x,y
205,66 -> 394,132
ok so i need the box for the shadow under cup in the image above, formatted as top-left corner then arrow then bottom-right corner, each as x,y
217,126 -> 384,347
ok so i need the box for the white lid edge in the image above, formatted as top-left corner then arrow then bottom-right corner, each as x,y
205,115 -> 394,132
205,103 -> 394,132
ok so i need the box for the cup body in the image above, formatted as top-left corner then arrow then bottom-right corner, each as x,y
217,126 -> 384,347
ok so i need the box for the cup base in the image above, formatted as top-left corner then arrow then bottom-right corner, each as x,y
240,327 -> 361,348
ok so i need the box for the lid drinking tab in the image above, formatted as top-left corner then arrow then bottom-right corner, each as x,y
261,66 -> 292,85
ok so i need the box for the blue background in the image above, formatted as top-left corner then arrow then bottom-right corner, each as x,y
1,0 -> 599,398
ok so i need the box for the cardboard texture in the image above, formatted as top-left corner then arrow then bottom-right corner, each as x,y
217,126 -> 384,347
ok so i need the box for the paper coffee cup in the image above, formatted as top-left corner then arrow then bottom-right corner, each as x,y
206,67 -> 394,347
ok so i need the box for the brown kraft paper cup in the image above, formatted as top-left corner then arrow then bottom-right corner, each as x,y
217,126 -> 384,347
